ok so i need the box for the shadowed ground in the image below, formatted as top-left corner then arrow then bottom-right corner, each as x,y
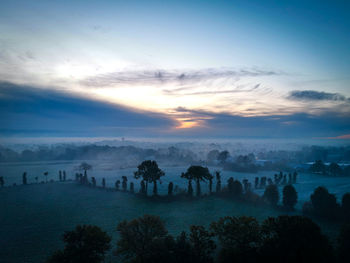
0,182 -> 341,263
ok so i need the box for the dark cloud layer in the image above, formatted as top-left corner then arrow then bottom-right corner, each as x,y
171,107 -> 350,139
0,82 -> 174,137
0,82 -> 349,139
288,90 -> 347,101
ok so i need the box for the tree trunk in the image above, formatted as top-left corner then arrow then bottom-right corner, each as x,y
196,178 -> 201,197
153,181 -> 158,195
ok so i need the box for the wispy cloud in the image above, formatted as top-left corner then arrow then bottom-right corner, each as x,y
288,90 -> 348,101
326,134 -> 350,139
81,68 -> 281,87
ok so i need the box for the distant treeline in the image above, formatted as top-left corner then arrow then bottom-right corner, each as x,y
47,214 -> 350,263
1,144 -> 349,171
309,160 -> 350,176
0,145 -> 197,165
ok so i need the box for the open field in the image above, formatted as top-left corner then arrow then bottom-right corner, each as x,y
0,180 -> 345,263
1,160 -> 350,206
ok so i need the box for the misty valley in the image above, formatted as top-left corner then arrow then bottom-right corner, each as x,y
1,1 -> 350,262
1,142 -> 350,262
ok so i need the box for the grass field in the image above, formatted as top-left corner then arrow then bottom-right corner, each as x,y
0,181 -> 344,263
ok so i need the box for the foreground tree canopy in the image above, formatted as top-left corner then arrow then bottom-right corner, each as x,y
113,214 -> 336,263
46,225 -> 111,263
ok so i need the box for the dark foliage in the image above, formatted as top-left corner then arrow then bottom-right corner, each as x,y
263,184 -> 279,207
337,224 -> 350,263
260,216 -> 334,263
46,225 -> 111,263
282,184 -> 297,210
310,186 -> 339,219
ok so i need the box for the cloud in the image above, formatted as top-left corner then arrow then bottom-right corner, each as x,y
288,90 -> 347,101
326,134 -> 350,139
0,82 -> 175,137
169,107 -> 350,138
81,68 -> 281,87
0,82 -> 349,139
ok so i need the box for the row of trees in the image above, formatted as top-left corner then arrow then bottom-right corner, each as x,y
132,160 -> 297,197
310,160 -> 350,176
47,214 -> 350,263
20,171 -> 49,185
77,160 -> 300,210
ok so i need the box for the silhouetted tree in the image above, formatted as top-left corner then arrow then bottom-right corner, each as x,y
115,215 -> 168,263
208,173 -> 213,194
261,216 -> 334,263
63,171 -> 66,181
310,186 -> 338,219
0,176 -> 4,187
59,170 -> 62,181
227,177 -> 234,193
189,225 -> 216,263
292,171 -> 297,183
183,166 -> 211,197
329,162 -> 342,176
260,177 -> 267,188
207,150 -> 220,163
242,179 -> 249,193
91,177 -> 96,187
134,160 -> 165,196
215,171 -> 221,193
267,178 -> 273,185
310,160 -> 327,174
44,172 -> 48,183
140,180 -> 146,195
188,179 -> 194,196
211,216 -> 261,263
341,193 -> 350,220
337,224 -> 350,263
121,176 -> 127,191
255,177 -> 259,189
181,172 -> 194,196
217,150 -> 230,163
173,231 -> 194,263
263,184 -> 279,207
78,162 -> 92,172
168,182 -> 174,196
102,178 -> 106,188
130,182 -> 134,193
22,172 -> 27,185
282,184 -> 297,210
46,225 -> 111,263
82,170 -> 88,185
232,180 -> 243,199
115,180 -> 120,190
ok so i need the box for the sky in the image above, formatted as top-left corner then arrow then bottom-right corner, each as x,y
0,0 -> 349,141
